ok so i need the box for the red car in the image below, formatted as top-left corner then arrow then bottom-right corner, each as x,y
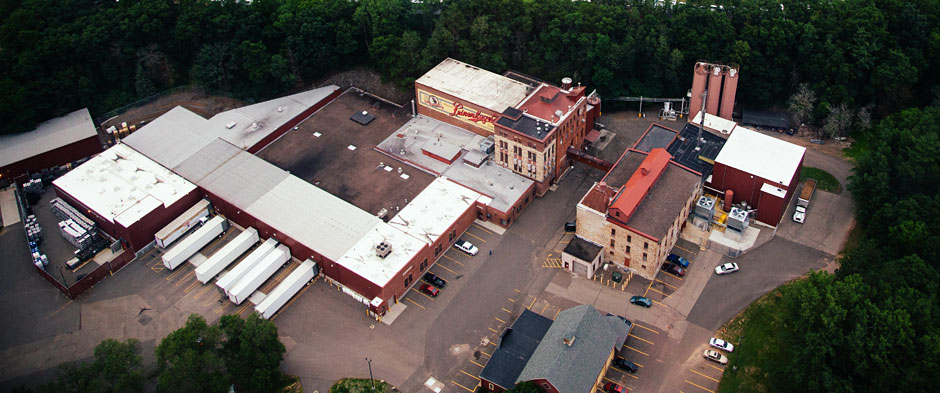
419,283 -> 439,297
603,382 -> 626,393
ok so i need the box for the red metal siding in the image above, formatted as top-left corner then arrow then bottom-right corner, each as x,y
120,187 -> 202,251
755,191 -> 786,225
2,136 -> 102,183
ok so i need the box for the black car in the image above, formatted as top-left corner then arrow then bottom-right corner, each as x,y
564,221 -> 576,232
423,272 -> 447,288
613,357 -> 638,373
660,262 -> 686,277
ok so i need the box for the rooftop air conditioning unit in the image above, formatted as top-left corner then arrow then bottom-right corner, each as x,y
727,207 -> 750,232
375,241 -> 392,258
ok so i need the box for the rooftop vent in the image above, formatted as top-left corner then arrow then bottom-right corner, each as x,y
562,334 -> 576,347
375,241 -> 392,258
225,121 -> 236,129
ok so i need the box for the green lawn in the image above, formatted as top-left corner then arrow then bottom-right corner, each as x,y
799,166 -> 841,194
329,378 -> 392,393
842,131 -> 871,161
715,289 -> 790,393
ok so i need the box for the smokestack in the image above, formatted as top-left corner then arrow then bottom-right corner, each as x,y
706,65 -> 723,116
689,62 -> 708,119
719,66 -> 739,120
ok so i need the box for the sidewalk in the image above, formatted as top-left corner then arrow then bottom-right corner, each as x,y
1,188 -> 20,227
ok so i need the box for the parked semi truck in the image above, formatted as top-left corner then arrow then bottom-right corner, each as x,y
229,245 -> 291,305
195,227 -> 259,284
162,215 -> 226,270
217,238 -> 278,295
255,259 -> 317,319
155,199 -> 210,249
793,178 -> 817,224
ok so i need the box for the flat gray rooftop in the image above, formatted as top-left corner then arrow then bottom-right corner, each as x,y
377,115 -> 533,213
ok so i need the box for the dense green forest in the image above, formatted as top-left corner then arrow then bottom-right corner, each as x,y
717,108 -> 940,393
1,0 -> 938,134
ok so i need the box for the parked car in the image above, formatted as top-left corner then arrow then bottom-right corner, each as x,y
564,221 -> 577,232
419,283 -> 439,297
703,349 -> 729,365
423,272 -> 447,288
709,338 -> 734,352
661,262 -> 686,276
714,263 -> 740,275
630,296 -> 652,308
603,382 -> 626,393
453,239 -> 479,256
666,253 -> 690,268
793,205 -> 806,223
613,357 -> 638,373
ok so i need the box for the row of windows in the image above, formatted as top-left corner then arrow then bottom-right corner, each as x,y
609,228 -> 648,249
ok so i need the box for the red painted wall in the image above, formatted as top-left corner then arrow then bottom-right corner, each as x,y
2,136 -> 102,183
710,159 -> 803,227
529,379 -> 559,393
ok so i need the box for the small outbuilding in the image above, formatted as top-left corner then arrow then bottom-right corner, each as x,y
562,236 -> 603,277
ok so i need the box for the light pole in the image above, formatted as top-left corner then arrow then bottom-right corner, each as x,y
365,357 -> 375,390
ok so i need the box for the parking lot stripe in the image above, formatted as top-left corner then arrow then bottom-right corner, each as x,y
648,287 -> 669,296
450,380 -> 475,392
608,367 -> 640,380
690,369 -> 720,382
411,287 -> 435,300
632,323 -> 660,334
184,280 -> 200,293
553,309 -> 561,320
464,231 -> 486,243
603,377 -> 619,385
405,298 -> 426,310
459,370 -> 480,381
656,279 -> 678,289
472,223 -> 494,235
666,273 -> 684,280
236,302 -> 252,315
437,263 -> 459,275
684,380 -> 715,393
488,327 -> 498,333
527,296 -> 537,309
624,345 -> 649,356
165,266 -> 187,281
643,279 -> 654,297
704,363 -> 725,372
442,254 -> 465,266
675,245 -> 697,254
495,317 -> 506,323
651,299 -> 667,307
507,298 -> 515,302
470,360 -> 486,368
541,303 -> 550,313
479,349 -> 491,357
501,307 -> 512,313
176,271 -> 195,286
629,334 -> 654,345
44,300 -> 73,320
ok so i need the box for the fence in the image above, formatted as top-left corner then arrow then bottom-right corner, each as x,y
34,248 -> 135,299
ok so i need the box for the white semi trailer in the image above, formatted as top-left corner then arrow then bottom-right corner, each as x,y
255,259 -> 317,319
155,199 -> 210,249
161,215 -> 226,270
195,227 -> 259,283
228,245 -> 291,305
216,238 -> 278,295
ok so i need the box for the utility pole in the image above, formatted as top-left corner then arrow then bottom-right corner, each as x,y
365,357 -> 375,390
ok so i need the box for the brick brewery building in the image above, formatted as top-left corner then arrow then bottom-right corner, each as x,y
415,58 -> 601,196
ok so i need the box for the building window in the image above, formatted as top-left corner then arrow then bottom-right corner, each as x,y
626,245 -> 631,253
489,383 -> 494,390
627,235 -> 632,242
420,258 -> 427,270
435,244 -> 442,255
644,242 -> 649,250
610,239 -> 615,247
404,274 -> 412,287
642,253 -> 648,261
611,228 -> 616,236
449,230 -> 456,241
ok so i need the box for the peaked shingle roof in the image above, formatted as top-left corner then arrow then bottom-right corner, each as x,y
516,305 -> 630,393
479,310 -> 553,390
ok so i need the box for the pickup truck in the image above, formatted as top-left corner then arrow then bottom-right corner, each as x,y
793,179 -> 816,223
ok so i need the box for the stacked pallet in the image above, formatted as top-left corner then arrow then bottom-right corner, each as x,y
25,214 -> 42,244
51,198 -> 96,232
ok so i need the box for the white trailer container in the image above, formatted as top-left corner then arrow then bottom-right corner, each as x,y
155,199 -> 210,249
228,245 -> 291,305
195,228 -> 259,284
217,238 -> 277,294
161,215 -> 225,270
255,259 -> 316,319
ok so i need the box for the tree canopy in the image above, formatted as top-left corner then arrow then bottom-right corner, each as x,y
2,0 -> 939,134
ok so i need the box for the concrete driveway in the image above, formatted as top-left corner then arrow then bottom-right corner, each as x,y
776,190 -> 855,256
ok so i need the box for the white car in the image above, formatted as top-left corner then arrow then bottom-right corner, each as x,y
453,239 -> 479,256
715,263 -> 739,275
703,349 -> 729,365
793,205 -> 806,223
709,338 -> 734,352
